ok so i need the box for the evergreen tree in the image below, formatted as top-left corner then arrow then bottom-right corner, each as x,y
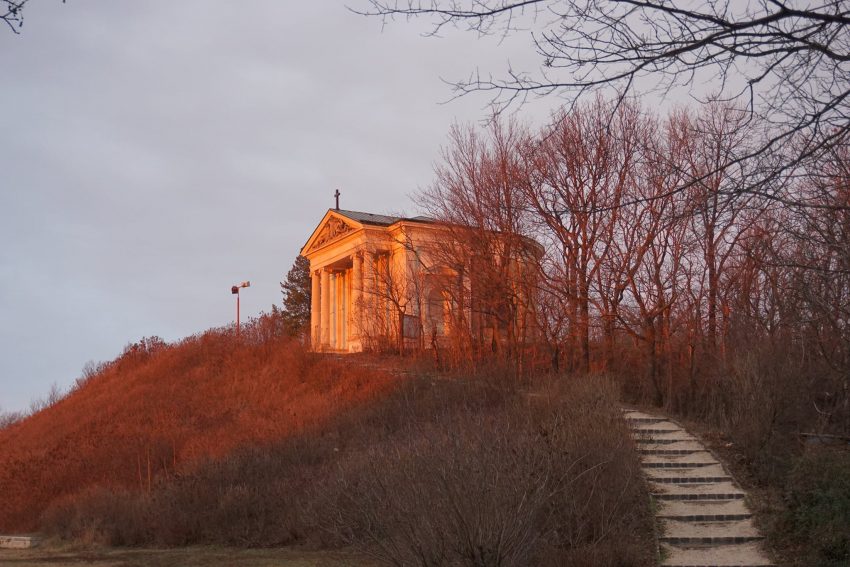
280,255 -> 311,337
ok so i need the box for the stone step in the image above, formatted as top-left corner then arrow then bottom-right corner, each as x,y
645,463 -> 730,482
650,474 -> 732,484
660,541 -> 774,566
651,481 -> 745,501
657,500 -> 753,521
639,441 -> 709,455
634,430 -> 698,443
631,420 -> 683,432
622,410 -> 661,419
659,518 -> 763,545
0,535 -> 41,549
623,409 -> 667,420
641,448 -> 710,456
635,428 -> 683,435
627,417 -> 668,425
640,440 -> 706,451
642,452 -> 720,468
636,436 -> 698,445
624,411 -> 668,424
630,419 -> 682,428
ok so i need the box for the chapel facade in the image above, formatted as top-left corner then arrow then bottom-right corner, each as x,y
300,208 -> 540,353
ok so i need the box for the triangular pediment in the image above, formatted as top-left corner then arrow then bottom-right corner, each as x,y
301,210 -> 363,256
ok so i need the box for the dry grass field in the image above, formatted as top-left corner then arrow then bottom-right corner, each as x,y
1,315 -> 655,566
0,319 -> 397,532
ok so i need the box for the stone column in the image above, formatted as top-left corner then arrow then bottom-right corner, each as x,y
311,269 -> 320,349
362,251 -> 374,344
337,272 -> 345,349
350,252 -> 362,341
320,268 -> 331,349
330,273 -> 337,350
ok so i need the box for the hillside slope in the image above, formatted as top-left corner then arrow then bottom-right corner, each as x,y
0,316 -> 396,532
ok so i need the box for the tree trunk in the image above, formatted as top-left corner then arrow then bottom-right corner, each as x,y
397,309 -> 405,355
578,269 -> 591,374
647,320 -> 663,406
706,222 -> 718,358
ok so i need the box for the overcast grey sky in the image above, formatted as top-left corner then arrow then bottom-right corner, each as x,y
0,2 -> 564,411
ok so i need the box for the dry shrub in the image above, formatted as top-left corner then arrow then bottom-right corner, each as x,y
42,438 -> 335,547
684,337 -> 825,484
42,487 -> 152,547
781,448 -> 850,564
327,374 -> 651,567
330,414 -> 550,566
40,371 -> 652,567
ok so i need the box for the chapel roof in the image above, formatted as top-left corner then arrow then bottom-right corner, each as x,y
301,209 -> 438,257
335,209 -> 435,226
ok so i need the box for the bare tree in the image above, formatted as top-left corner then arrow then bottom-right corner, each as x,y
3,1 -> 68,33
612,116 -> 693,404
522,96 -> 641,373
586,109 -> 686,389
780,144 -> 850,431
361,0 -> 850,206
673,103 -> 757,359
2,0 -> 26,32
419,119 -> 540,370
360,228 -> 429,354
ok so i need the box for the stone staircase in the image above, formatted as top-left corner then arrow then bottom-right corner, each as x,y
623,410 -> 774,567
0,535 -> 40,549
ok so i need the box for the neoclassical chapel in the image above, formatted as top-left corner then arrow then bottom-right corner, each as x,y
301,208 -> 442,352
301,207 -> 541,353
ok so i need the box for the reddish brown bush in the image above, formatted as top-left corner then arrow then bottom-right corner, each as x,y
0,314 -> 397,532
40,371 -> 653,566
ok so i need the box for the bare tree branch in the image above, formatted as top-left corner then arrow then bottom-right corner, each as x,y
358,0 -> 850,207
2,0 -> 28,33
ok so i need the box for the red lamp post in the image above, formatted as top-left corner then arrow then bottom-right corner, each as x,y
231,281 -> 250,334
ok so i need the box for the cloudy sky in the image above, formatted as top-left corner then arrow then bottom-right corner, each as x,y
0,2 -> 564,411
